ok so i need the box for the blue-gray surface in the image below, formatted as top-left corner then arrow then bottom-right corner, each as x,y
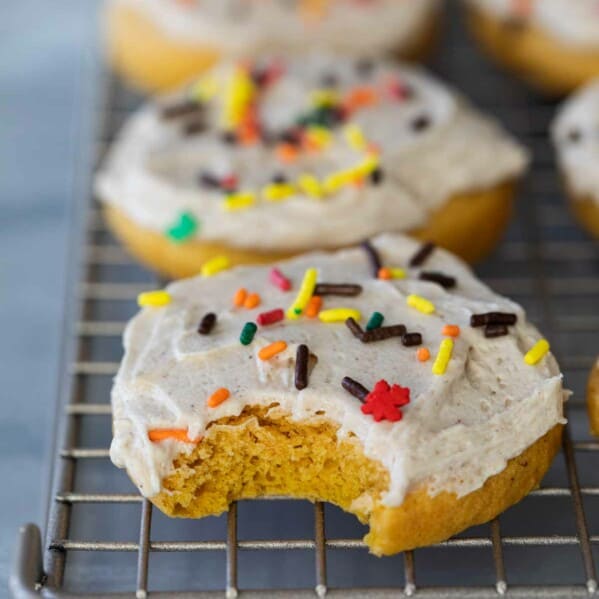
0,1 -> 101,590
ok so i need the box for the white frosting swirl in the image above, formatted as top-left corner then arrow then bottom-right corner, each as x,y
552,79 -> 599,204
110,234 -> 565,505
468,0 -> 599,48
96,55 -> 527,252
110,0 -> 441,56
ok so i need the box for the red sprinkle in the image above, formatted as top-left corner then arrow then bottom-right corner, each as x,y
221,174 -> 238,191
269,267 -> 292,291
361,379 -> 410,422
256,308 -> 285,326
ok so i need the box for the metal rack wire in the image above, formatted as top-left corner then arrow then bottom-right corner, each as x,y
10,6 -> 599,598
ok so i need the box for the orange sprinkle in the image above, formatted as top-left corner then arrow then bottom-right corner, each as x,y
417,348 -> 431,362
238,124 -> 260,145
244,292 -> 261,309
378,267 -> 392,280
367,142 -> 381,155
344,86 -> 379,113
207,387 -> 231,408
258,340 -> 288,361
276,143 -> 299,164
234,288 -> 248,307
442,325 -> 461,338
305,295 -> 323,318
148,429 -> 200,444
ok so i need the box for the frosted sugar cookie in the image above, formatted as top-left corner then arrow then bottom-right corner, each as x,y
466,0 -> 599,95
110,234 -> 565,555
552,79 -> 599,238
105,0 -> 442,92
96,55 -> 528,277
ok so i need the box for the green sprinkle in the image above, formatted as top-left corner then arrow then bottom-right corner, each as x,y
366,311 -> 384,331
240,322 -> 258,345
166,212 -> 199,243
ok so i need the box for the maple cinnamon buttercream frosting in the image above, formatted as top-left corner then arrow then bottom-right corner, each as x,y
105,0 -> 443,92
466,0 -> 599,95
110,234 -> 565,555
96,54 -> 528,276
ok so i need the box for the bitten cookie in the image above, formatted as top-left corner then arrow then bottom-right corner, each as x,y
110,234 -> 565,556
466,0 -> 599,95
551,80 -> 599,238
105,0 -> 442,92
96,55 -> 528,278
588,358 -> 599,436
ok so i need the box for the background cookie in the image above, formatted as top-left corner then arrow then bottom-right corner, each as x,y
105,0 -> 443,92
466,0 -> 599,95
552,79 -> 599,239
111,235 -> 565,555
96,55 -> 528,277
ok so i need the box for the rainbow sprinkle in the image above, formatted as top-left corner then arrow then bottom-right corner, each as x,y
524,339 -> 550,365
432,339 -> 454,375
201,255 -> 230,277
287,268 -> 318,319
137,290 -> 171,308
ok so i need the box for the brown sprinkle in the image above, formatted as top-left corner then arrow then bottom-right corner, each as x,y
314,283 -> 362,297
345,317 -> 365,340
362,324 -> 406,343
409,241 -> 436,267
361,240 -> 382,277
402,332 -> 422,347
160,99 -> 202,120
341,376 -> 369,402
419,271 -> 456,289
470,312 -> 517,327
198,312 -> 216,335
183,118 -> 206,136
295,344 -> 309,390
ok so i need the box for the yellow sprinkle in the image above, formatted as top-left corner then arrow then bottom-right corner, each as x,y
524,338 -> 550,366
201,255 -> 230,277
323,169 -> 354,194
222,67 -> 255,129
305,126 -> 332,149
222,192 -> 256,212
432,338 -> 454,376
286,268 -> 318,319
389,267 -> 406,279
297,174 -> 323,199
263,182 -> 296,202
344,124 -> 367,151
189,75 -> 219,102
137,290 -> 171,308
354,154 -> 379,177
319,308 -> 362,323
407,294 -> 435,315
311,89 -> 339,107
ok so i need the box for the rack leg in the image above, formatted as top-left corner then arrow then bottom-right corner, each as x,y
9,524 -> 44,598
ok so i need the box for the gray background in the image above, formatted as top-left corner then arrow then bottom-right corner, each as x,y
0,0 -> 101,589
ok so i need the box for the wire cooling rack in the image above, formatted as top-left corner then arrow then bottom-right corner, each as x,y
10,6 -> 599,598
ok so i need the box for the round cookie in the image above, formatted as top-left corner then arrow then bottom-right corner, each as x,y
110,234 -> 565,555
96,55 -> 528,277
551,80 -> 599,238
466,0 -> 599,96
588,357 -> 599,436
105,0 -> 443,93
